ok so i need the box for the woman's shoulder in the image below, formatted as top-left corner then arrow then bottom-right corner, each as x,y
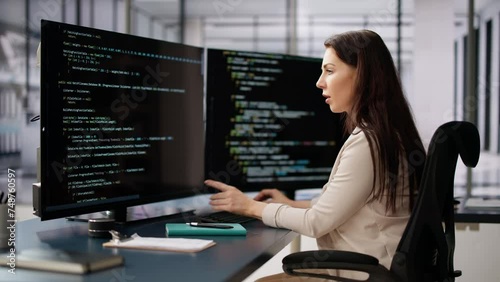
337,127 -> 371,156
345,127 -> 369,145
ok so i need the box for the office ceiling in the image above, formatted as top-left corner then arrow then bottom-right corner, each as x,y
133,0 -> 496,21
134,0 -> 412,19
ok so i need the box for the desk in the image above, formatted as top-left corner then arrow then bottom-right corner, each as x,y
454,195 -> 500,224
455,204 -> 500,224
3,216 -> 298,282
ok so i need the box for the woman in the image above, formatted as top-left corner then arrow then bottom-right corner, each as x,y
205,30 -> 426,281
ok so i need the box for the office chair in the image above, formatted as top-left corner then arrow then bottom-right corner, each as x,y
282,121 -> 480,282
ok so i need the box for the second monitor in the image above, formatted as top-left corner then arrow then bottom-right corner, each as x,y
205,49 -> 345,194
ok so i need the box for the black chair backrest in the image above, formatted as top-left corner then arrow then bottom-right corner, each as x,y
390,121 -> 480,282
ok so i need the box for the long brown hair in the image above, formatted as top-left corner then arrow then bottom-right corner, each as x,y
324,30 -> 425,212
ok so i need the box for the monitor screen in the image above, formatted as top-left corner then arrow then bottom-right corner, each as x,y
38,20 -> 205,221
205,49 -> 345,193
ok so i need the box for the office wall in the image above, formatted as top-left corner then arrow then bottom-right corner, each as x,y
413,0 -> 455,147
455,223 -> 500,281
184,18 -> 203,46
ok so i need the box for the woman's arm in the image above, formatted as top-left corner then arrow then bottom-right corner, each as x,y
253,189 -> 311,208
204,181 -> 312,220
262,131 -> 375,238
291,201 -> 311,208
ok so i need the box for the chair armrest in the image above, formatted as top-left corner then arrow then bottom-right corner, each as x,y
282,250 -> 396,282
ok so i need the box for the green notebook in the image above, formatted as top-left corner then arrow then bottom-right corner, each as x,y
165,223 -> 247,236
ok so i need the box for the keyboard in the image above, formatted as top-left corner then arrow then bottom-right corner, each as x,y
195,211 -> 256,224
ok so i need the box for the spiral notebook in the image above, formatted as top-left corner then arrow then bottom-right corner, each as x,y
103,233 -> 216,253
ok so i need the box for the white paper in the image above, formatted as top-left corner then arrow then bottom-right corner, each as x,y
107,233 -> 214,252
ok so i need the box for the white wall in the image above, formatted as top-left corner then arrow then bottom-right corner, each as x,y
184,18 -> 203,47
455,223 -> 500,281
413,0 -> 455,147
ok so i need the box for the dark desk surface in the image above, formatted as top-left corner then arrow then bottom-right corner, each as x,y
455,197 -> 500,224
3,215 -> 298,282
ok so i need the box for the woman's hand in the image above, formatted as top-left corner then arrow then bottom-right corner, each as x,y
205,180 -> 266,218
253,189 -> 292,205
254,189 -> 311,209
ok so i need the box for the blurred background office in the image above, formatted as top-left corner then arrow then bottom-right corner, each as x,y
0,0 -> 499,281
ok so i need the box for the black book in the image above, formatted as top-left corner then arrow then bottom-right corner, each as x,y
1,248 -> 124,274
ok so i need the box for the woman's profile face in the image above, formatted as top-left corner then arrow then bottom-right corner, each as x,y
316,48 -> 357,114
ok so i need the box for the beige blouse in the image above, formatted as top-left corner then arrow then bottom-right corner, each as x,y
262,128 -> 411,279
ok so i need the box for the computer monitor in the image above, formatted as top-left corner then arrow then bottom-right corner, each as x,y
37,20 -> 205,221
205,49 -> 345,195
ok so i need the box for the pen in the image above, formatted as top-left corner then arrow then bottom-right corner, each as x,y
188,222 -> 233,229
